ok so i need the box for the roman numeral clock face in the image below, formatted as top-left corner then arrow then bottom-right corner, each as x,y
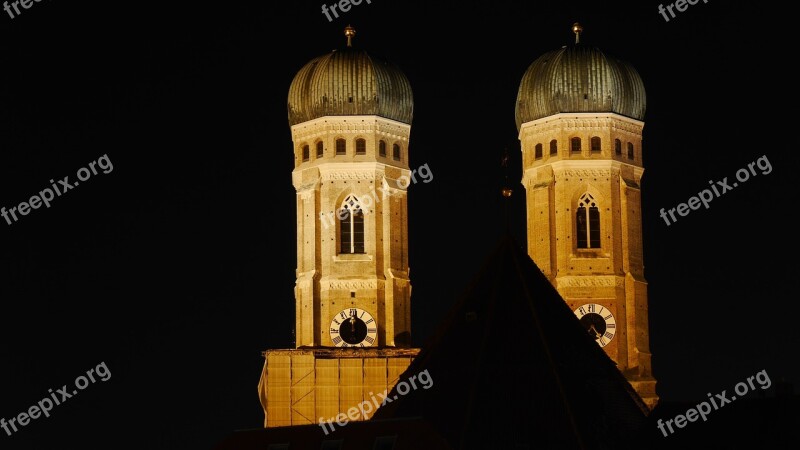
573,303 -> 616,347
329,308 -> 377,348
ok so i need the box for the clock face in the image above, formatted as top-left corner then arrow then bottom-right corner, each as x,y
329,308 -> 377,347
573,303 -> 616,347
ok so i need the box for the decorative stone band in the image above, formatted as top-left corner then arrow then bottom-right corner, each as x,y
290,116 -> 411,143
518,113 -> 644,137
554,169 -> 613,179
556,276 -> 624,288
321,171 -> 379,181
322,279 -> 380,290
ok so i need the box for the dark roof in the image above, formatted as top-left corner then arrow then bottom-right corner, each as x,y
515,44 -> 646,129
288,47 -> 414,126
212,417 -> 450,450
372,236 -> 651,449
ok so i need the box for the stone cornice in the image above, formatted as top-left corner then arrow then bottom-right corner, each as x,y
262,347 -> 421,358
519,112 -> 644,139
290,116 -> 411,143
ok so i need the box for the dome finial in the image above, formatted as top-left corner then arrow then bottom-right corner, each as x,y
344,25 -> 356,47
572,22 -> 583,44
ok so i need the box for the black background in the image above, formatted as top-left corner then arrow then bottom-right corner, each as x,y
0,0 -> 795,448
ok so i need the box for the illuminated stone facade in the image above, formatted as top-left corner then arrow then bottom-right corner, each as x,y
289,116 -> 413,349
258,114 -> 418,427
259,32 -> 419,426
519,112 -> 658,408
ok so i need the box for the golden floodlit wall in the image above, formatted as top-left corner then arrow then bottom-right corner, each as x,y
258,348 -> 419,427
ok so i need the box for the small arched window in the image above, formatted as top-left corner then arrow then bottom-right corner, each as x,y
316,141 -> 324,158
591,137 -> 601,153
550,139 -> 558,155
355,138 -> 367,155
339,195 -> 365,254
379,140 -> 387,157
614,139 -> 622,155
336,138 -> 346,155
627,142 -> 634,160
576,193 -> 601,249
571,137 -> 582,154
534,144 -> 543,160
302,145 -> 310,162
393,144 -> 401,161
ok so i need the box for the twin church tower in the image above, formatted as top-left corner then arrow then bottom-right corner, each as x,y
258,24 -> 657,428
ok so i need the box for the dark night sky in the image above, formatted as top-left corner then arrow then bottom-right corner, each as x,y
0,0 -> 796,448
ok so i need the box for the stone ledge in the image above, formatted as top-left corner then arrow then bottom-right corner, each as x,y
262,347 -> 421,359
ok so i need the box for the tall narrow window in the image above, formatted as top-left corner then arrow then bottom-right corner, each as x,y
379,140 -> 387,157
392,143 -> 401,161
550,139 -> 558,155
627,142 -> 634,160
591,137 -> 601,153
316,141 -> 324,158
339,195 -> 365,254
615,139 -> 622,155
355,138 -> 366,155
576,193 -> 601,249
571,137 -> 582,154
302,145 -> 310,162
336,138 -> 346,155
534,143 -> 543,160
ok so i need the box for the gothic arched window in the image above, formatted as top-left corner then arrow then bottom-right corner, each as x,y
576,193 -> 601,249
339,195 -> 365,254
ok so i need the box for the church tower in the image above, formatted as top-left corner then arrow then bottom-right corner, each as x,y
258,27 -> 420,428
515,24 -> 658,408
289,26 -> 414,349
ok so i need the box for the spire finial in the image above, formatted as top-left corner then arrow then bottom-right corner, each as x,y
501,149 -> 513,198
572,22 -> 583,44
344,25 -> 356,47
501,148 -> 513,231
